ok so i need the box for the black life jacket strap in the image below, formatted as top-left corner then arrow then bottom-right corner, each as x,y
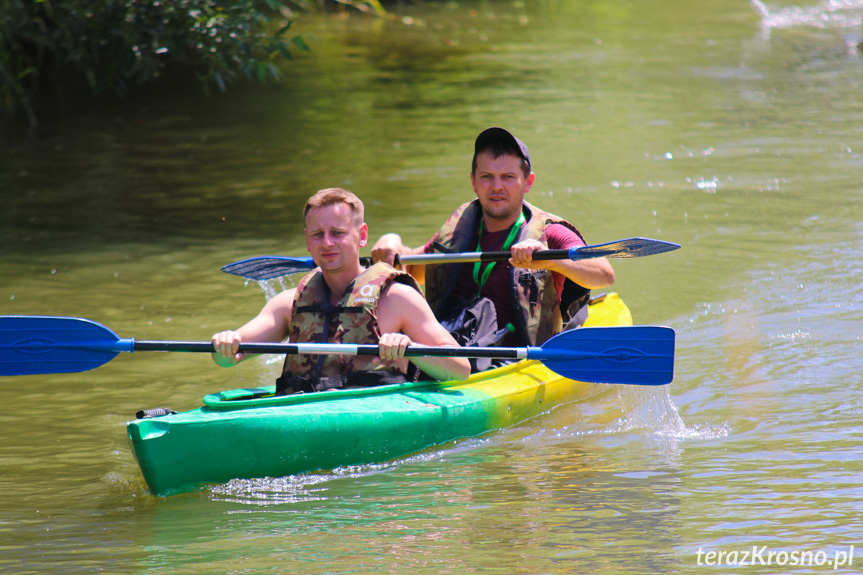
295,305 -> 364,314
275,370 -> 409,396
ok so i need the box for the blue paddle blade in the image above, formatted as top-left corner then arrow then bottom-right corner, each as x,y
530,326 -> 675,385
220,256 -> 315,281
0,316 -> 133,376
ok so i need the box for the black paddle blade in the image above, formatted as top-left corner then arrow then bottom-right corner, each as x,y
220,256 -> 315,281
221,256 -> 376,281
573,238 -> 681,260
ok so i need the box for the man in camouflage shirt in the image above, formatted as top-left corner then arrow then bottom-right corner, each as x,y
212,188 -> 470,390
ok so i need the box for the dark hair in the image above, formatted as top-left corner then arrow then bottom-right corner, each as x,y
472,140 -> 531,177
304,188 -> 364,226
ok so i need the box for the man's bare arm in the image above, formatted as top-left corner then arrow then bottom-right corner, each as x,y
211,288 -> 296,367
510,239 -> 615,289
378,282 -> 470,381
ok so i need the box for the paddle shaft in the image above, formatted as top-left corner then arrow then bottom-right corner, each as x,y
394,249 -> 574,266
393,237 -> 681,265
134,340 -> 531,360
135,329 -> 674,384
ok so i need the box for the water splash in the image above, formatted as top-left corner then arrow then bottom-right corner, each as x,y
209,451 -> 450,504
752,0 -> 863,30
611,385 -> 730,440
212,473 -> 334,505
246,275 -> 297,301
522,385 -> 729,444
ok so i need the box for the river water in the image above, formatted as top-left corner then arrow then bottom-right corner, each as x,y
2,0 -> 862,573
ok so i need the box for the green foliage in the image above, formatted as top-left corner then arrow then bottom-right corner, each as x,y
0,0 -> 310,126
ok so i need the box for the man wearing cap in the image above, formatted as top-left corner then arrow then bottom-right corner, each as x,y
371,127 -> 615,354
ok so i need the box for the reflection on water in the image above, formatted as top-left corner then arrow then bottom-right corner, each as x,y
1,0 -> 863,572
136,421 -> 689,573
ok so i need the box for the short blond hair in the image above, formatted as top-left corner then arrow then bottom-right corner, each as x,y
303,188 -> 364,227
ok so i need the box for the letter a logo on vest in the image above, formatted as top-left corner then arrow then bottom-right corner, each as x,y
354,284 -> 377,304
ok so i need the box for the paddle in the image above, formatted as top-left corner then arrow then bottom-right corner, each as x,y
220,237 -> 681,281
0,316 -> 674,385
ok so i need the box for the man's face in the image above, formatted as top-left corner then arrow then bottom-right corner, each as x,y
305,203 -> 367,272
471,152 -> 535,228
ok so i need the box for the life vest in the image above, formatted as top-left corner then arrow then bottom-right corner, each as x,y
277,262 -> 423,393
424,200 -> 590,346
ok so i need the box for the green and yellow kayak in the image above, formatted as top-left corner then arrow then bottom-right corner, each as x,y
127,293 -> 633,496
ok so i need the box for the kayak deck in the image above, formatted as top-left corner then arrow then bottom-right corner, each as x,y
127,293 -> 632,496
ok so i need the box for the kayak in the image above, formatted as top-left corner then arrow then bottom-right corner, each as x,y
127,293 -> 633,496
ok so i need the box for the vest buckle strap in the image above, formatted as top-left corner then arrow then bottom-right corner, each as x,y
275,370 -> 409,396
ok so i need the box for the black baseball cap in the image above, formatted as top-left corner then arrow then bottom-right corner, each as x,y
474,127 -> 531,170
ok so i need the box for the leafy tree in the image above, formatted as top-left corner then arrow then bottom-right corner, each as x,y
0,0 -> 312,126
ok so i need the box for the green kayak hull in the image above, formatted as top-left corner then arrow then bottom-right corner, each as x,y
127,293 -> 632,496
